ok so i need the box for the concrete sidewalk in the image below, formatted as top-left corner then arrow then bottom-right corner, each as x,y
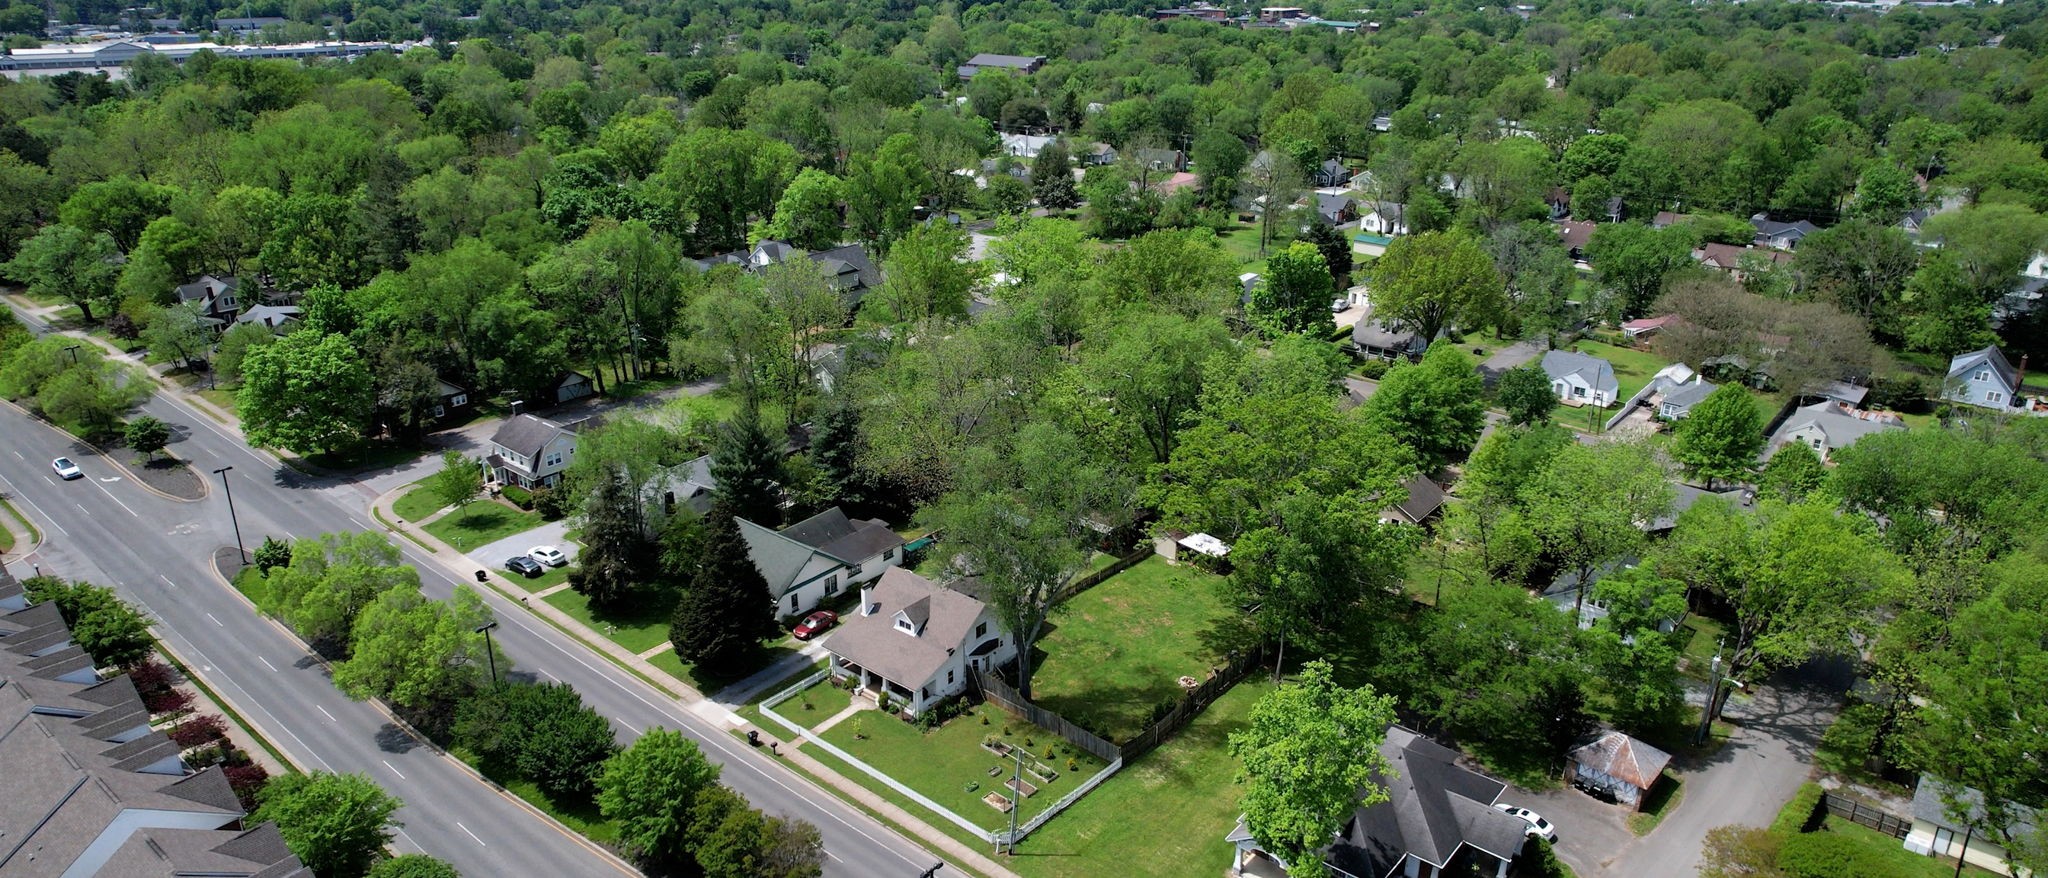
365,483 -> 1022,878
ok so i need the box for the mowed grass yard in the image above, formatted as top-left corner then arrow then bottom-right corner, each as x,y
815,701 -> 1109,832
422,500 -> 543,552
1008,679 -> 1272,878
1030,557 -> 1236,743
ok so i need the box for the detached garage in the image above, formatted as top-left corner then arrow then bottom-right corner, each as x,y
1567,731 -> 1672,811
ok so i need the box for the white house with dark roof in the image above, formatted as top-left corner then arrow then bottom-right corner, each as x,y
739,507 -> 908,618
1750,213 -> 1820,250
1228,726 -> 1529,878
821,568 -> 1013,714
173,275 -> 242,323
1944,346 -> 2022,410
486,413 -> 586,488
956,52 -> 1046,79
0,570 -> 312,878
1903,775 -> 2038,877
1766,401 -> 1903,463
1541,349 -> 1620,407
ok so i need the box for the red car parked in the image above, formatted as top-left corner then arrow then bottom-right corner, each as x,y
792,610 -> 839,640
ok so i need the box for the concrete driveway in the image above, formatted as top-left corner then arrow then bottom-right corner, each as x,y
464,518 -> 578,572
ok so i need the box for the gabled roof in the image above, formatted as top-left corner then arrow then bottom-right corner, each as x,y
1911,774 -> 2039,839
1541,350 -> 1619,397
1947,346 -> 2018,390
1386,475 -> 1446,524
1352,319 -> 1425,354
1569,731 -> 1672,790
1320,727 -> 1528,876
174,275 -> 239,304
739,507 -> 904,596
1661,379 -> 1717,412
488,413 -> 577,460
1316,192 -> 1355,219
963,52 -> 1044,68
1557,220 -> 1597,250
1771,401 -> 1904,451
821,568 -> 991,687
233,304 -> 301,328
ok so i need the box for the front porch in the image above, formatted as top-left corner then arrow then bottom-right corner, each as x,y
830,656 -> 928,716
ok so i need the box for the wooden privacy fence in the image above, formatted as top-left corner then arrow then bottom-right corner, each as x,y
973,670 -> 1122,763
1820,792 -> 1915,840
1118,645 -> 1267,762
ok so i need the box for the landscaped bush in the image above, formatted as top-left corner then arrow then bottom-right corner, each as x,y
501,484 -> 534,509
223,761 -> 271,811
253,536 -> 292,573
1771,782 -> 1825,834
530,487 -> 569,520
1776,830 -> 1882,878
1356,358 -> 1389,379
169,714 -> 227,748
129,658 -> 175,700
145,686 -> 193,717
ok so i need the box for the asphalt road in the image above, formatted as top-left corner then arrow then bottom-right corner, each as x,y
0,376 -> 948,874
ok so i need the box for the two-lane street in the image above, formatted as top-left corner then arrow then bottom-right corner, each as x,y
0,382 -> 950,877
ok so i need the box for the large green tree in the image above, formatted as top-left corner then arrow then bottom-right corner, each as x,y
238,331 -> 375,453
22,576 -> 154,668
1250,241 -> 1337,335
1496,362 -> 1556,425
1230,661 -> 1397,878
2,223 -> 121,323
1585,223 -> 1692,317
262,533 -> 419,651
595,728 -> 723,868
1671,384 -> 1766,486
658,127 -> 799,252
710,403 -> 785,526
334,585 -> 501,712
569,466 -> 660,609
669,505 -> 779,673
1361,341 -> 1488,469
252,772 -> 402,878
1524,439 -> 1673,620
1370,229 -> 1505,344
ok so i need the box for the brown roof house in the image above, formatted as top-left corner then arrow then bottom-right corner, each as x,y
822,568 -> 1013,715
740,507 -> 907,619
1379,475 -> 1447,525
1566,731 -> 1672,810
0,570 -> 312,878
1229,726 -> 1531,878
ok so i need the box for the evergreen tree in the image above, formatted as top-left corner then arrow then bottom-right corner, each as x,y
809,400 -> 865,511
569,467 -> 657,609
1030,141 -> 1078,210
1301,219 -> 1354,288
669,505 -> 777,675
710,404 -> 784,527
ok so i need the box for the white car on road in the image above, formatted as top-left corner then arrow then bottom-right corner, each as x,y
1495,803 -> 1558,842
51,457 -> 82,480
528,546 -> 568,567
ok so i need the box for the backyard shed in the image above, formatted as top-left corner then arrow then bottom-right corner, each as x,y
1566,731 -> 1672,810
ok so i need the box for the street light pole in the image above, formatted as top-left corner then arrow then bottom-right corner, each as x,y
475,621 -> 500,684
212,466 -> 246,565
63,345 -> 80,365
1696,643 -> 1723,747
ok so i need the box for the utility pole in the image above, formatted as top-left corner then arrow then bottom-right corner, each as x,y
212,466 -> 246,565
474,621 -> 500,683
1695,642 -> 1723,746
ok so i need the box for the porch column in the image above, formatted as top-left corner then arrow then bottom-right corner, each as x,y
1495,856 -> 1510,878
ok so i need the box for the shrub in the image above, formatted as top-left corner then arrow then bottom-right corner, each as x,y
980,713 -> 990,725
501,484 -> 534,509
146,686 -> 193,717
1066,757 -> 1078,772
530,487 -> 569,520
1356,358 -> 1389,379
128,659 -> 175,700
106,312 -> 140,340
169,714 -> 227,748
1022,735 -> 1034,748
253,536 -> 292,573
224,761 -> 271,811
1771,782 -> 1825,834
1776,830 -> 1880,878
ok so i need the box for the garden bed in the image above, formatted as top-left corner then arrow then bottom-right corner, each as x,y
814,701 -> 1109,832
104,447 -> 205,500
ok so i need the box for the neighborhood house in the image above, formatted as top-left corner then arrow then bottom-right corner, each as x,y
1229,726 -> 1530,878
1765,401 -> 1904,463
487,413 -> 586,489
1903,775 -> 2038,877
1542,350 -> 1620,407
741,506 -> 908,617
821,567 -> 1014,715
1944,345 -> 2023,410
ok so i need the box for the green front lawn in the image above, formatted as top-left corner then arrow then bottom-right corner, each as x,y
542,587 -> 676,655
815,701 -> 1110,832
454,749 -> 618,844
1569,340 -> 1669,403
390,484 -> 442,523
422,501 -> 544,552
198,388 -> 240,416
1008,679 -> 1272,878
1679,615 -> 1728,681
1811,816 -> 2002,877
300,441 -> 426,475
1030,557 -> 1236,743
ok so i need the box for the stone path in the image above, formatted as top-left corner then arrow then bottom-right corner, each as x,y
636,641 -> 673,659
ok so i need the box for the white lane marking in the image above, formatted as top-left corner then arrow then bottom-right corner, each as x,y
383,759 -> 406,779
160,574 -> 177,589
87,475 -> 139,517
119,594 -> 334,772
457,822 -> 486,846
10,450 -> 20,460
394,828 -> 425,854
45,475 -> 55,485
0,474 -> 69,536
258,656 -> 278,672
75,502 -> 89,515
350,516 -> 372,529
315,705 -> 336,721
206,612 -> 223,626
825,849 -> 842,862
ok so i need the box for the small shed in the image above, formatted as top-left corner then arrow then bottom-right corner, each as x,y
1566,731 -> 1672,810
552,370 -> 595,404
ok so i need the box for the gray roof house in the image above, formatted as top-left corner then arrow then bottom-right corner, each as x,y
1658,378 -> 1717,420
1,571 -> 311,878
1316,193 -> 1359,226
739,507 -> 908,618
956,52 -> 1046,79
1541,349 -> 1621,407
1943,346 -> 2021,410
1903,775 -> 2039,877
1567,732 -> 1672,811
1314,158 -> 1354,187
1750,214 -> 1820,250
233,304 -> 302,331
1351,319 -> 1428,362
1766,401 -> 1904,463
174,275 -> 242,322
1380,475 -> 1447,525
1229,726 -> 1529,878
693,239 -> 880,310
486,413 -> 587,488
823,567 -> 1014,715
1132,148 -> 1188,172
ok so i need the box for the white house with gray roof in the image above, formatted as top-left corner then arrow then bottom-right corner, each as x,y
1228,726 -> 1529,878
1766,401 -> 1904,463
1541,349 -> 1620,407
1903,774 -> 2038,877
486,413 -> 586,489
821,567 -> 1013,715
739,507 -> 907,618
1944,346 -> 2022,411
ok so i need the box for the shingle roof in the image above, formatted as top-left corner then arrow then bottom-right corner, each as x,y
821,568 -> 990,688
1322,727 -> 1528,876
489,413 -> 574,460
1388,475 -> 1445,523
1911,774 -> 2039,839
1661,379 -> 1716,412
1770,401 -> 1904,452
1947,346 -> 2018,389
173,275 -> 238,304
1541,350 -> 1619,398
1352,319 -> 1423,354
1569,731 -> 1671,790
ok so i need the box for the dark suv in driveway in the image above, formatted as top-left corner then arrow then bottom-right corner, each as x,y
505,555 -> 545,578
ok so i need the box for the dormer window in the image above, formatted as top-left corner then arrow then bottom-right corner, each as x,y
895,614 -> 917,634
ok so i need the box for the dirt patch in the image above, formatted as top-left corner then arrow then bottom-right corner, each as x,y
104,448 -> 206,500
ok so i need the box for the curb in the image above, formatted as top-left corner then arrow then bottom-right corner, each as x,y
205,551 -> 642,877
0,496 -> 45,560
152,634 -> 303,776
0,396 -> 205,504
